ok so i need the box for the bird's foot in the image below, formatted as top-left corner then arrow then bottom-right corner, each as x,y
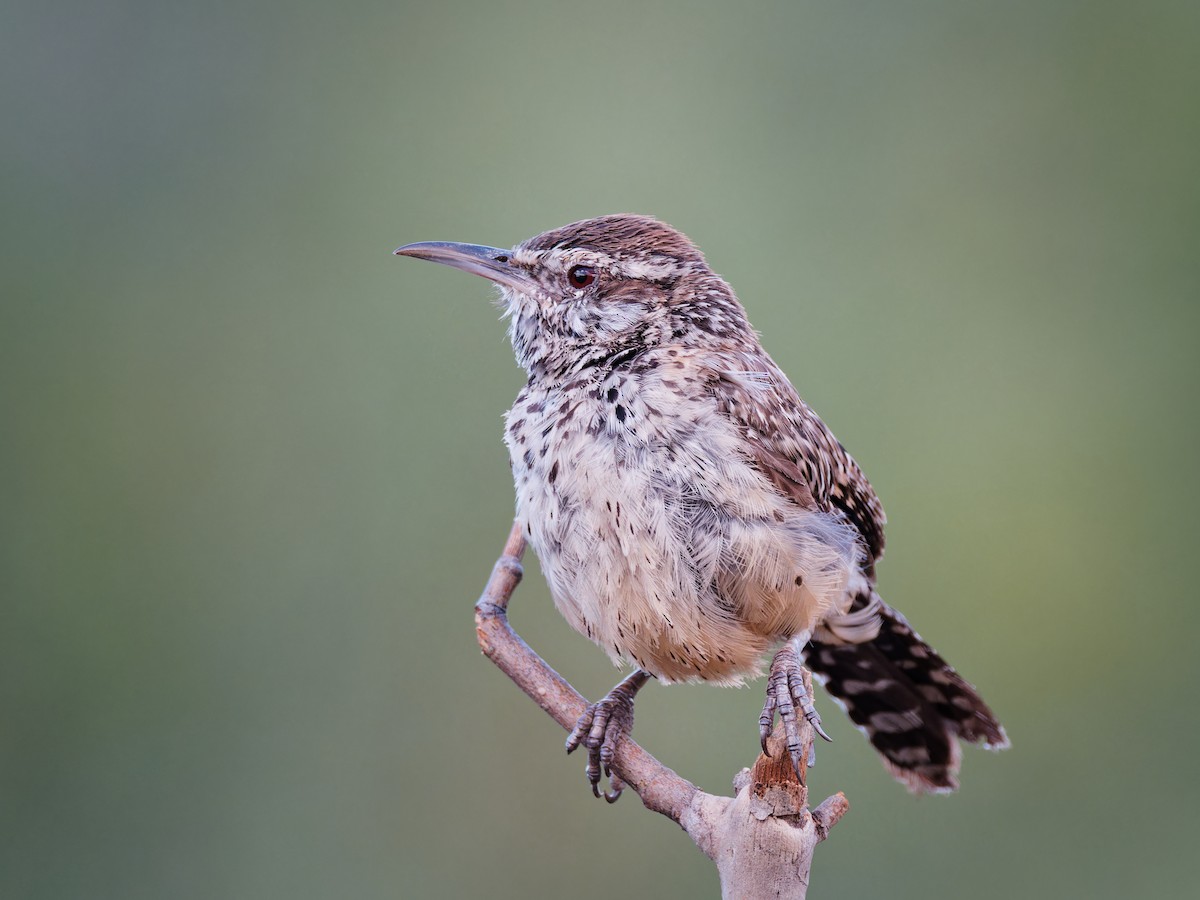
759,641 -> 832,778
565,670 -> 650,802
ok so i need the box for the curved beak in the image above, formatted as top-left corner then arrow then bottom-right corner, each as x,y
393,241 -> 533,293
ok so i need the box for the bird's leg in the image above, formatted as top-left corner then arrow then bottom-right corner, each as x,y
760,635 -> 832,777
565,669 -> 651,802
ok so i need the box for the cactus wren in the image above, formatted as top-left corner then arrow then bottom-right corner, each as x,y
395,215 -> 1008,799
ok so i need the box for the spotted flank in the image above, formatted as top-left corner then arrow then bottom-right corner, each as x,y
805,602 -> 1009,793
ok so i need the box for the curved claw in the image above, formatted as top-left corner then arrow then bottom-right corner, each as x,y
811,717 -> 833,743
787,666 -> 832,746
603,771 -> 626,803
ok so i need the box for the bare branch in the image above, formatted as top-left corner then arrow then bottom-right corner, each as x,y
473,521 -> 848,897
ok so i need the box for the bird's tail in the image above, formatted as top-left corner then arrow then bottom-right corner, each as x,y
806,598 -> 1009,793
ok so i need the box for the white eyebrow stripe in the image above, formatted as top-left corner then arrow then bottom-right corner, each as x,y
616,258 -> 686,280
512,248 -> 615,268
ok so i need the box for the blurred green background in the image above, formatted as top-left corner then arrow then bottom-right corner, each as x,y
2,1 -> 1197,897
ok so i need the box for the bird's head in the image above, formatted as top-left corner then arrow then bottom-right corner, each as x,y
395,214 -> 753,379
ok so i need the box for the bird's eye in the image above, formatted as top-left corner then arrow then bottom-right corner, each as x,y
567,265 -> 596,289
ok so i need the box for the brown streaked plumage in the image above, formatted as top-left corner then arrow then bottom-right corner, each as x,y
395,214 -> 1008,798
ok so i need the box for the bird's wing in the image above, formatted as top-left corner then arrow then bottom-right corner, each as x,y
707,352 -> 887,570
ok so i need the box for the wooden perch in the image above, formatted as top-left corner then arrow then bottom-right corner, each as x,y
474,521 -> 849,899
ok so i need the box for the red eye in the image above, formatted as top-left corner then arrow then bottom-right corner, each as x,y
567,265 -> 596,288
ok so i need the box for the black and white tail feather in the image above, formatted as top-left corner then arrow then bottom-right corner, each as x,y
808,592 -> 1009,793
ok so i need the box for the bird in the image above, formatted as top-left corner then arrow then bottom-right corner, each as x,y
394,214 -> 1008,801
